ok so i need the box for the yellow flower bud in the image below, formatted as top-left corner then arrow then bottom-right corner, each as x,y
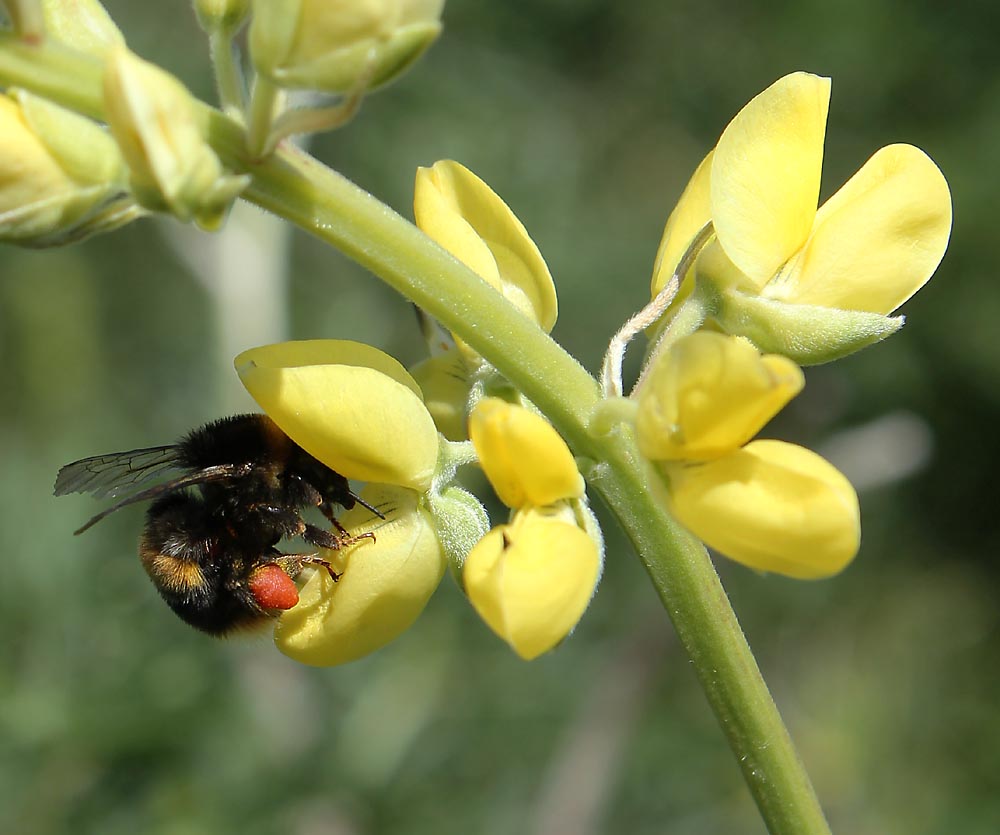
42,0 -> 124,57
236,339 -> 440,492
0,90 -> 131,246
249,0 -> 443,94
463,507 -> 600,660
469,398 -> 583,509
274,484 -> 446,666
635,332 -> 804,461
414,160 -> 558,334
103,48 -> 249,231
663,439 -> 860,579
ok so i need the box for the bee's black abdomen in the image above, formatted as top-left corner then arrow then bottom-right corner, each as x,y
140,493 -> 268,635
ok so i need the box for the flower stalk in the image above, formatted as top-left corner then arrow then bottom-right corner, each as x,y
0,33 -> 831,833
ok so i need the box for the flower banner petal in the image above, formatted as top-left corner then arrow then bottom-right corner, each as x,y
236,340 -> 438,490
664,439 -> 860,578
712,72 -> 830,286
414,160 -> 557,330
777,143 -> 953,313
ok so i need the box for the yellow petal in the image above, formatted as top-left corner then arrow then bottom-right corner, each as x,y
463,508 -> 600,660
664,440 -> 860,579
468,398 -> 584,508
712,72 -> 830,287
414,161 -> 558,331
236,340 -> 439,491
650,149 -> 713,297
274,485 -> 446,666
771,144 -> 953,313
635,332 -> 804,461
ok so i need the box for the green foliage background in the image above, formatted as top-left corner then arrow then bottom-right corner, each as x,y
2,1 -> 997,833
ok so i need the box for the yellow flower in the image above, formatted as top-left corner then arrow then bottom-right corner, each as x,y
249,0 -> 443,94
464,398 -> 600,658
103,48 -> 249,231
0,90 -> 132,247
635,332 -> 803,461
463,506 -> 600,660
235,339 -> 445,665
636,332 -> 859,578
653,72 -> 952,316
414,160 -> 558,336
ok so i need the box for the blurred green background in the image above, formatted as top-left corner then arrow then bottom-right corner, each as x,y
2,1 -> 998,833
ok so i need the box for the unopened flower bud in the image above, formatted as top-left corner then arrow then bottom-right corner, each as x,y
103,48 -> 249,231
0,90 -> 133,247
249,0 -> 444,94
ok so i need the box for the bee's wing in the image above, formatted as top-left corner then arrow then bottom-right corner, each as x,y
54,445 -> 183,499
70,463 -> 252,535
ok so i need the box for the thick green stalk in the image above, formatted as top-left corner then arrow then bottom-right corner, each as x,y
0,35 -> 831,834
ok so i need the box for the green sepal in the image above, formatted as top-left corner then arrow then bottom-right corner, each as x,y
713,287 -> 904,365
424,484 -> 490,586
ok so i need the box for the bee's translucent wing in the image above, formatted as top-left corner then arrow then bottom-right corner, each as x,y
54,445 -> 183,499
68,464 -> 252,535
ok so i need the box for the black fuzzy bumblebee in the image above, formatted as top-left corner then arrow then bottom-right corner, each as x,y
54,414 -> 380,635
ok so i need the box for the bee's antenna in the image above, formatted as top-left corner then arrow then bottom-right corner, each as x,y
350,491 -> 387,519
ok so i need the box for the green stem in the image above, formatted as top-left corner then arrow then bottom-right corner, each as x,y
246,75 -> 281,157
208,28 -> 245,117
0,35 -> 831,834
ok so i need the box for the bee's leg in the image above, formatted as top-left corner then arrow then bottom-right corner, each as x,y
301,521 -> 376,551
272,550 -> 342,583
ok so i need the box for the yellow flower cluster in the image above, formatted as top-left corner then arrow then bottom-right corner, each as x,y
628,71 -> 950,578
411,164 -> 600,658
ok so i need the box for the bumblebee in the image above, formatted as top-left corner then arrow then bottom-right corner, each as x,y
54,414 -> 380,634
